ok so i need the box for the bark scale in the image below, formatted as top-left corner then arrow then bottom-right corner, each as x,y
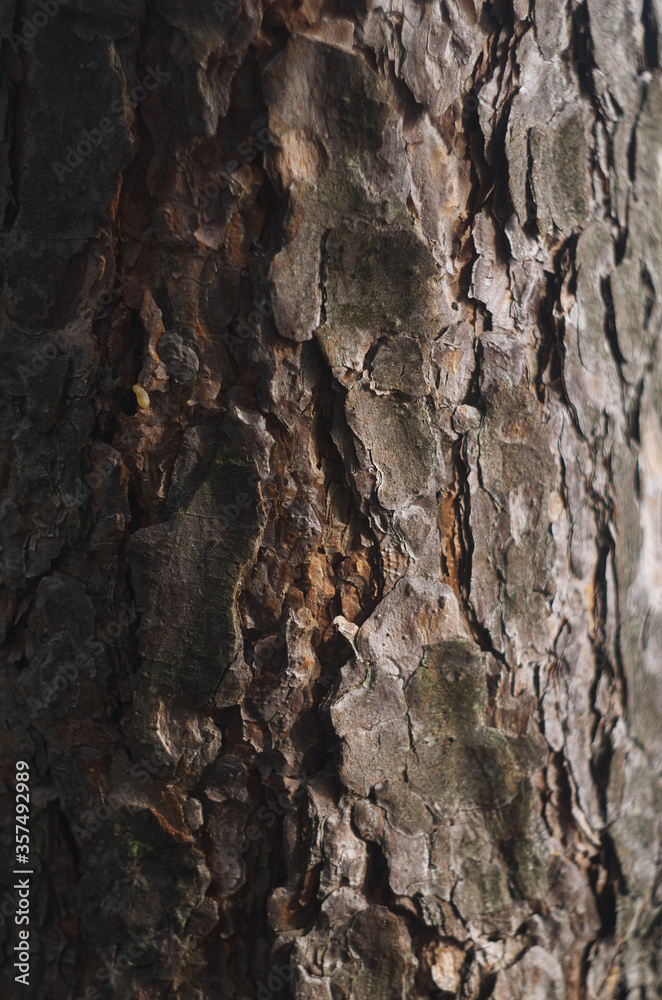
1,1 -> 661,999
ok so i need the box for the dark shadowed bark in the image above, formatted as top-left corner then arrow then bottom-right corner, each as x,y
1,1 -> 662,998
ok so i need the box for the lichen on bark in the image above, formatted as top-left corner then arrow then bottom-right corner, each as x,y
1,1 -> 662,999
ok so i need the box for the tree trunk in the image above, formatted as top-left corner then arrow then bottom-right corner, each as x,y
1,1 -> 661,998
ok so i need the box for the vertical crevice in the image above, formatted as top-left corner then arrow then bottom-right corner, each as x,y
643,0 -> 660,71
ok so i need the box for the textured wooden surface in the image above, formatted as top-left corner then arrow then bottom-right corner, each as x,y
1,1 -> 661,997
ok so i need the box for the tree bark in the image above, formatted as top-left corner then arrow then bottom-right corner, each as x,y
1,1 -> 661,998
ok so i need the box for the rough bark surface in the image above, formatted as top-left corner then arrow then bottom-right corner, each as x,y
1,1 -> 661,998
